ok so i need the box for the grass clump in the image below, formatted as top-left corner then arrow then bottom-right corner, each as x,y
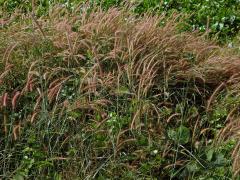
1,5 -> 240,179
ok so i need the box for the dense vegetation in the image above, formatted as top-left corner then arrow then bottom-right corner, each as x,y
2,0 -> 240,42
1,1 -> 240,179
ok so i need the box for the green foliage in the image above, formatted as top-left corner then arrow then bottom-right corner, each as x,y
131,0 -> 240,41
168,125 -> 190,144
170,0 -> 240,41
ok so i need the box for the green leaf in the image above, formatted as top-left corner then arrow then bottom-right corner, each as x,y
186,161 -> 200,172
13,174 -> 24,180
214,153 -> 228,165
177,125 -> 190,144
168,125 -> 190,144
206,149 -> 214,161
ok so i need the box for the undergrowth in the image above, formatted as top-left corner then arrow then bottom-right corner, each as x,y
1,4 -> 240,179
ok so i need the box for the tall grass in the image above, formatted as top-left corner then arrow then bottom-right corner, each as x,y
0,4 -> 240,179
